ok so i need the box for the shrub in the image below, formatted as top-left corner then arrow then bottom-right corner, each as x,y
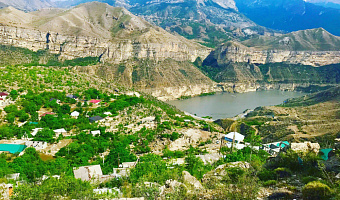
302,181 -> 332,200
274,167 -> 292,178
302,176 -> 319,184
257,169 -> 276,181
263,180 -> 277,187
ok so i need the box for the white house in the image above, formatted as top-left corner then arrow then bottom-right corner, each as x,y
90,130 -> 101,136
103,112 -> 112,116
71,111 -> 80,118
31,128 -> 43,137
73,165 -> 103,182
53,128 -> 67,137
224,132 -> 245,143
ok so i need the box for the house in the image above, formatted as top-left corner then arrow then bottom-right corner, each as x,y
89,99 -> 101,104
120,161 -> 137,169
90,130 -> 101,136
73,165 -> 103,182
53,128 -> 67,137
71,111 -> 80,118
224,132 -> 245,143
5,173 -> 20,180
25,141 -> 47,150
0,92 -> 9,107
126,91 -> 140,97
0,92 -> 8,99
89,116 -> 104,123
103,112 -> 112,116
66,94 -> 78,99
40,112 -> 55,117
31,128 -> 43,137
140,116 -> 155,124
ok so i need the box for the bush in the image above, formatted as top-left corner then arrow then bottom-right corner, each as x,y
302,181 -> 332,200
274,167 -> 292,178
257,169 -> 276,181
263,180 -> 277,187
302,176 -> 319,184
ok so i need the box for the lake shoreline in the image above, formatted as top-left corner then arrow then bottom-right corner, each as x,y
168,90 -> 307,120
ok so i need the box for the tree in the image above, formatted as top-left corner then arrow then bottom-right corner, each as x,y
34,128 -> 56,143
10,90 -> 19,100
102,143 -> 137,174
5,113 -> 15,123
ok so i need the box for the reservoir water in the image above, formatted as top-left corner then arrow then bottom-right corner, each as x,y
168,90 -> 307,120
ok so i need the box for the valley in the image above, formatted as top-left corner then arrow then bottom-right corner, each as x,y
0,0 -> 339,199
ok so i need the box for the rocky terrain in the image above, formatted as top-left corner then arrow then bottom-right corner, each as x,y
0,3 -> 210,63
206,28 -> 340,67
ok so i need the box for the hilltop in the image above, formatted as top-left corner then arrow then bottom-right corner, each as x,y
242,28 -> 340,51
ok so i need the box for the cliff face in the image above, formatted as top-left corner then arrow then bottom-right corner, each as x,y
0,25 -> 209,63
0,4 -> 210,63
74,58 -> 217,100
209,41 -> 340,67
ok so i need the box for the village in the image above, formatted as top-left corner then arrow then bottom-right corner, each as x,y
0,87 -> 339,199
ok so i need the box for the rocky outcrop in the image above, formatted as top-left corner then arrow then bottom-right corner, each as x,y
0,25 -> 209,63
182,171 -> 203,190
208,41 -> 340,67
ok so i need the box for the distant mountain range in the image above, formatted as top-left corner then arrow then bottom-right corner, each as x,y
1,0 -> 340,43
234,0 -> 340,36
305,0 -> 340,9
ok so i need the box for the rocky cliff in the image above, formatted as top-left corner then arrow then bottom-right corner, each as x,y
74,58 -> 218,100
207,41 -> 340,67
0,4 -> 210,63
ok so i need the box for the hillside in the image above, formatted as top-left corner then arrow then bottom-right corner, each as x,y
0,3 -> 216,100
51,0 -> 277,47
240,87 -> 340,142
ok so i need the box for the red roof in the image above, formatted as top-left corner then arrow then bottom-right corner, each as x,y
0,92 -> 8,96
89,99 -> 101,104
0,98 -> 3,100
40,112 -> 55,117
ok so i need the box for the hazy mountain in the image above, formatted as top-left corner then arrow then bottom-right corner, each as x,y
0,0 -> 55,11
234,0 -> 340,36
306,0 -> 340,8
242,28 -> 340,51
49,0 -> 276,47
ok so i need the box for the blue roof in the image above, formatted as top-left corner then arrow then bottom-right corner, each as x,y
0,144 -> 26,154
29,122 -> 38,125
276,141 -> 289,148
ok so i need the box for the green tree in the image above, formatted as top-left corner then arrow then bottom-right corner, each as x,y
10,90 -> 19,100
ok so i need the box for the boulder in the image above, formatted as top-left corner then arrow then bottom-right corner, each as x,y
291,142 -> 320,153
182,171 -> 203,190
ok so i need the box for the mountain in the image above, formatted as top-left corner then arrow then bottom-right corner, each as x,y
51,0 -> 277,47
199,28 -> 340,88
234,0 -> 340,36
242,28 -> 340,51
0,0 -> 55,11
306,0 -> 340,9
0,2 -> 215,100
